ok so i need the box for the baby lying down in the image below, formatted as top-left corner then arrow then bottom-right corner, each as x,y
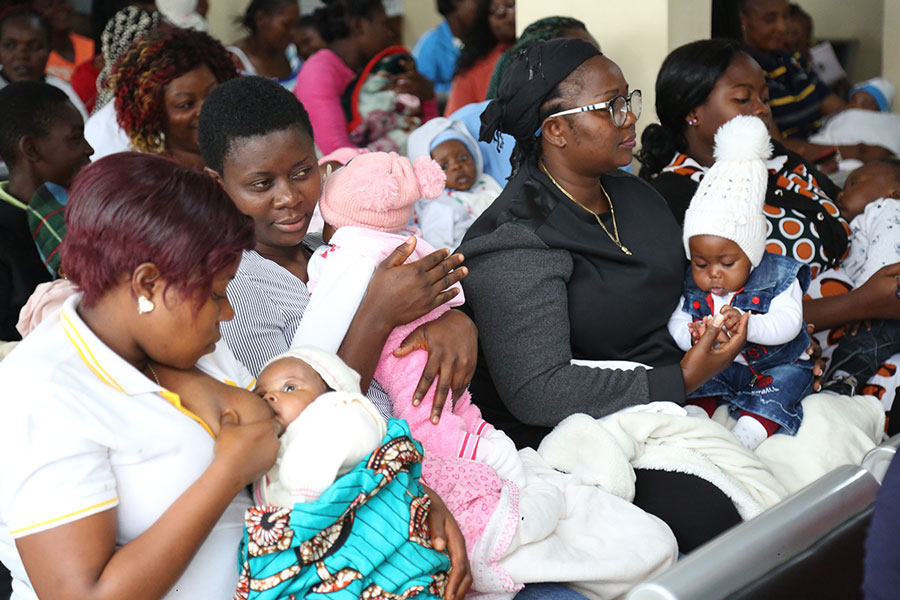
242,347 -> 676,599
240,346 -> 450,599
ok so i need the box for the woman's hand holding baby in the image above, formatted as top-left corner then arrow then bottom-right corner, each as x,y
370,237 -> 467,328
422,485 -> 473,600
343,237 -> 471,394
681,312 -> 750,394
212,410 -> 280,493
687,319 -> 705,345
389,58 -> 435,102
364,237 -> 477,423
687,308 -> 741,346
395,309 -> 478,423
858,262 -> 900,320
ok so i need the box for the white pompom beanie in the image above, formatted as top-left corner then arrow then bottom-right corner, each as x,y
263,346 -> 362,394
682,115 -> 773,267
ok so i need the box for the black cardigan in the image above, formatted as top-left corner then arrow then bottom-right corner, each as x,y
459,162 -> 687,448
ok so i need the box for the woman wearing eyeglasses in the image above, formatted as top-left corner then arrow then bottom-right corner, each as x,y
443,0 -> 515,115
458,38 -> 749,553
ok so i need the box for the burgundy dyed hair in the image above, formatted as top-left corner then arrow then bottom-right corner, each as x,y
61,152 -> 254,308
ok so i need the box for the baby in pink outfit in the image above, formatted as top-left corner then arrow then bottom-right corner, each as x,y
292,151 -> 522,485
291,151 -> 679,598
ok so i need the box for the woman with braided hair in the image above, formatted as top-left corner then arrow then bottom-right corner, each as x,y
71,3 -> 159,113
82,5 -> 160,161
93,5 -> 161,113
109,26 -> 237,170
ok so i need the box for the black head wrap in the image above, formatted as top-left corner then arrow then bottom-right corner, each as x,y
479,38 -> 601,144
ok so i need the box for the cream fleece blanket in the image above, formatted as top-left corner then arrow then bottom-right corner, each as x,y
538,393 -> 884,519
0,341 -> 16,361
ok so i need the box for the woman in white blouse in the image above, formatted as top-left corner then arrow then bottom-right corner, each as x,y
0,152 -> 471,600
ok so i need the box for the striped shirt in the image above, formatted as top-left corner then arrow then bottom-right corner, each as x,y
749,49 -> 832,140
222,246 -> 393,421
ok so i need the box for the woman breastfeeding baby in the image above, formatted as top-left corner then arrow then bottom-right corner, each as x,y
0,150 -> 480,600
189,76 -> 676,599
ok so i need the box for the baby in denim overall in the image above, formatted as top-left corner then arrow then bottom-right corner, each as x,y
667,116 -> 814,450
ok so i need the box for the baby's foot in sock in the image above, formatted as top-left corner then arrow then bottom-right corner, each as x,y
731,415 -> 769,451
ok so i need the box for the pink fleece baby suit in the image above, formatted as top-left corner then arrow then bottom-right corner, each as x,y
293,153 -> 679,598
291,153 -> 523,587
301,153 -> 521,476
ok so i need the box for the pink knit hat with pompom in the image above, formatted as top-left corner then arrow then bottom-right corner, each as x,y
319,151 -> 446,233
317,147 -> 367,167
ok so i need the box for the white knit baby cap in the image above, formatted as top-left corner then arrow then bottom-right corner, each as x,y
682,115 -> 772,267
264,346 -> 362,394
850,77 -> 895,112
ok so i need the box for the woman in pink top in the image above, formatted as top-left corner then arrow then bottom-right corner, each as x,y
296,0 -> 438,154
444,0 -> 515,115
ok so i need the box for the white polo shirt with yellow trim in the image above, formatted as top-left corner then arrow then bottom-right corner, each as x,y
0,294 -> 253,600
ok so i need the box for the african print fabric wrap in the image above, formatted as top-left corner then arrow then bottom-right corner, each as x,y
235,418 -> 450,599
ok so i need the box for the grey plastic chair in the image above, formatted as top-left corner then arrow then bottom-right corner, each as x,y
626,433 -> 900,600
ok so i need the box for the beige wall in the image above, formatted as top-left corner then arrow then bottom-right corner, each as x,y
403,1 -> 442,48
209,1 -> 894,114
883,0 -> 900,113
800,0 -> 883,82
209,0 -> 250,45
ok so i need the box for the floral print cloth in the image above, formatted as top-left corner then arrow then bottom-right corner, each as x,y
235,419 -> 450,599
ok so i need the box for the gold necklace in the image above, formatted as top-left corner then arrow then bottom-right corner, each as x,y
539,162 -> 632,256
147,363 -> 161,386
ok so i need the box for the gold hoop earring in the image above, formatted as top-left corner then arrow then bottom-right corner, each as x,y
137,295 -> 155,315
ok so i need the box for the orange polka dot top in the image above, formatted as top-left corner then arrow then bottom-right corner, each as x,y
651,141 -> 849,279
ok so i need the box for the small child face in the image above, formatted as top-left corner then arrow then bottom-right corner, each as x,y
837,163 -> 900,221
786,14 -> 811,55
254,357 -> 329,432
295,24 -> 326,61
847,90 -> 880,112
431,139 -> 476,192
689,235 -> 753,297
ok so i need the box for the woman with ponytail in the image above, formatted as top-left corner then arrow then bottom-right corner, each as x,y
295,0 -> 437,154
639,39 -> 900,410
638,39 -> 881,280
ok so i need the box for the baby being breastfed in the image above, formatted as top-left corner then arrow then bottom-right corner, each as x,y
250,349 -> 386,506
150,347 -> 386,506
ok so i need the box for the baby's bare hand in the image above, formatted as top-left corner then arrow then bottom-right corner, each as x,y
720,305 -> 742,334
689,319 -> 709,346
687,321 -> 700,343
